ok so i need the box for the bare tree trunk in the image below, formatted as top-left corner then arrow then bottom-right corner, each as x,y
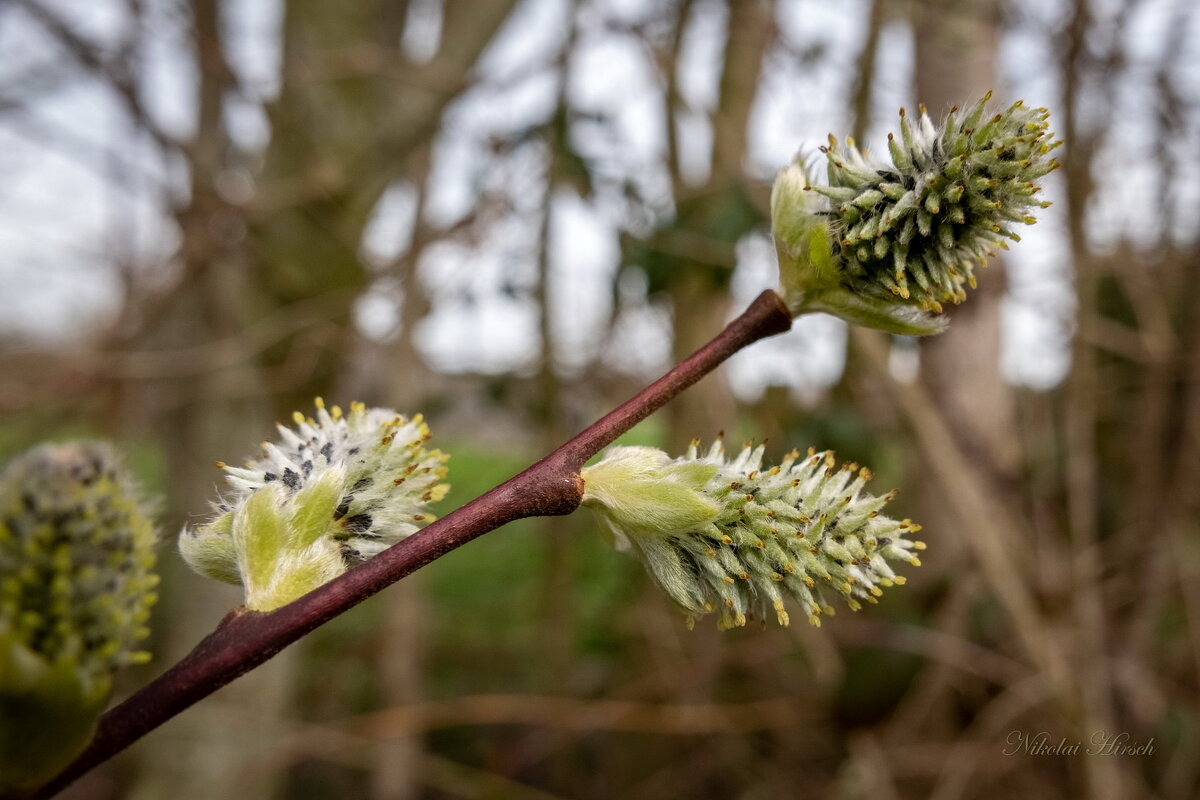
664,0 -> 774,451
913,0 -> 1019,480
908,1 -> 1121,797
121,1 -> 300,796
1056,1 -> 1123,797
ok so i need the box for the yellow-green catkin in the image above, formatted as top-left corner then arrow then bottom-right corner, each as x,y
772,93 -> 1060,334
582,441 -> 924,630
180,399 -> 449,611
0,442 -> 158,791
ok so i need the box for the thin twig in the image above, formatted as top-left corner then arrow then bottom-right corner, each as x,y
27,289 -> 792,799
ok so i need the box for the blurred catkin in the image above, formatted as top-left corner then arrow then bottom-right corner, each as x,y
0,442 -> 157,791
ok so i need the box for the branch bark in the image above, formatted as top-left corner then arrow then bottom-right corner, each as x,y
28,289 -> 792,799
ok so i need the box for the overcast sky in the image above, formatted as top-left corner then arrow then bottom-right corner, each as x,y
2,0 -> 1195,394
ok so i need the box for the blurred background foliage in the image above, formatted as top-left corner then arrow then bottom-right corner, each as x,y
2,0 -> 1199,797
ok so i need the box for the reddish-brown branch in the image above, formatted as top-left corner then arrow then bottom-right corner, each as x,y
30,290 -> 791,799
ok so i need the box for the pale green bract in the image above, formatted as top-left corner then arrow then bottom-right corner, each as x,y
772,92 -> 1060,335
582,442 -> 924,630
179,399 -> 449,612
0,442 -> 158,791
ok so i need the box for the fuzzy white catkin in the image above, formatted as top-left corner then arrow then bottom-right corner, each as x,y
179,399 -> 449,611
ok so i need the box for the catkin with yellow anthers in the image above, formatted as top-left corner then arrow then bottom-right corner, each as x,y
179,399 -> 450,611
772,93 -> 1060,335
582,442 -> 923,630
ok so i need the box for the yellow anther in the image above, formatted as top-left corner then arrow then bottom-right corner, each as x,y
892,576 -> 907,585
314,396 -> 325,409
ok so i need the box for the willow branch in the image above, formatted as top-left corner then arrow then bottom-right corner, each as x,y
30,289 -> 792,799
